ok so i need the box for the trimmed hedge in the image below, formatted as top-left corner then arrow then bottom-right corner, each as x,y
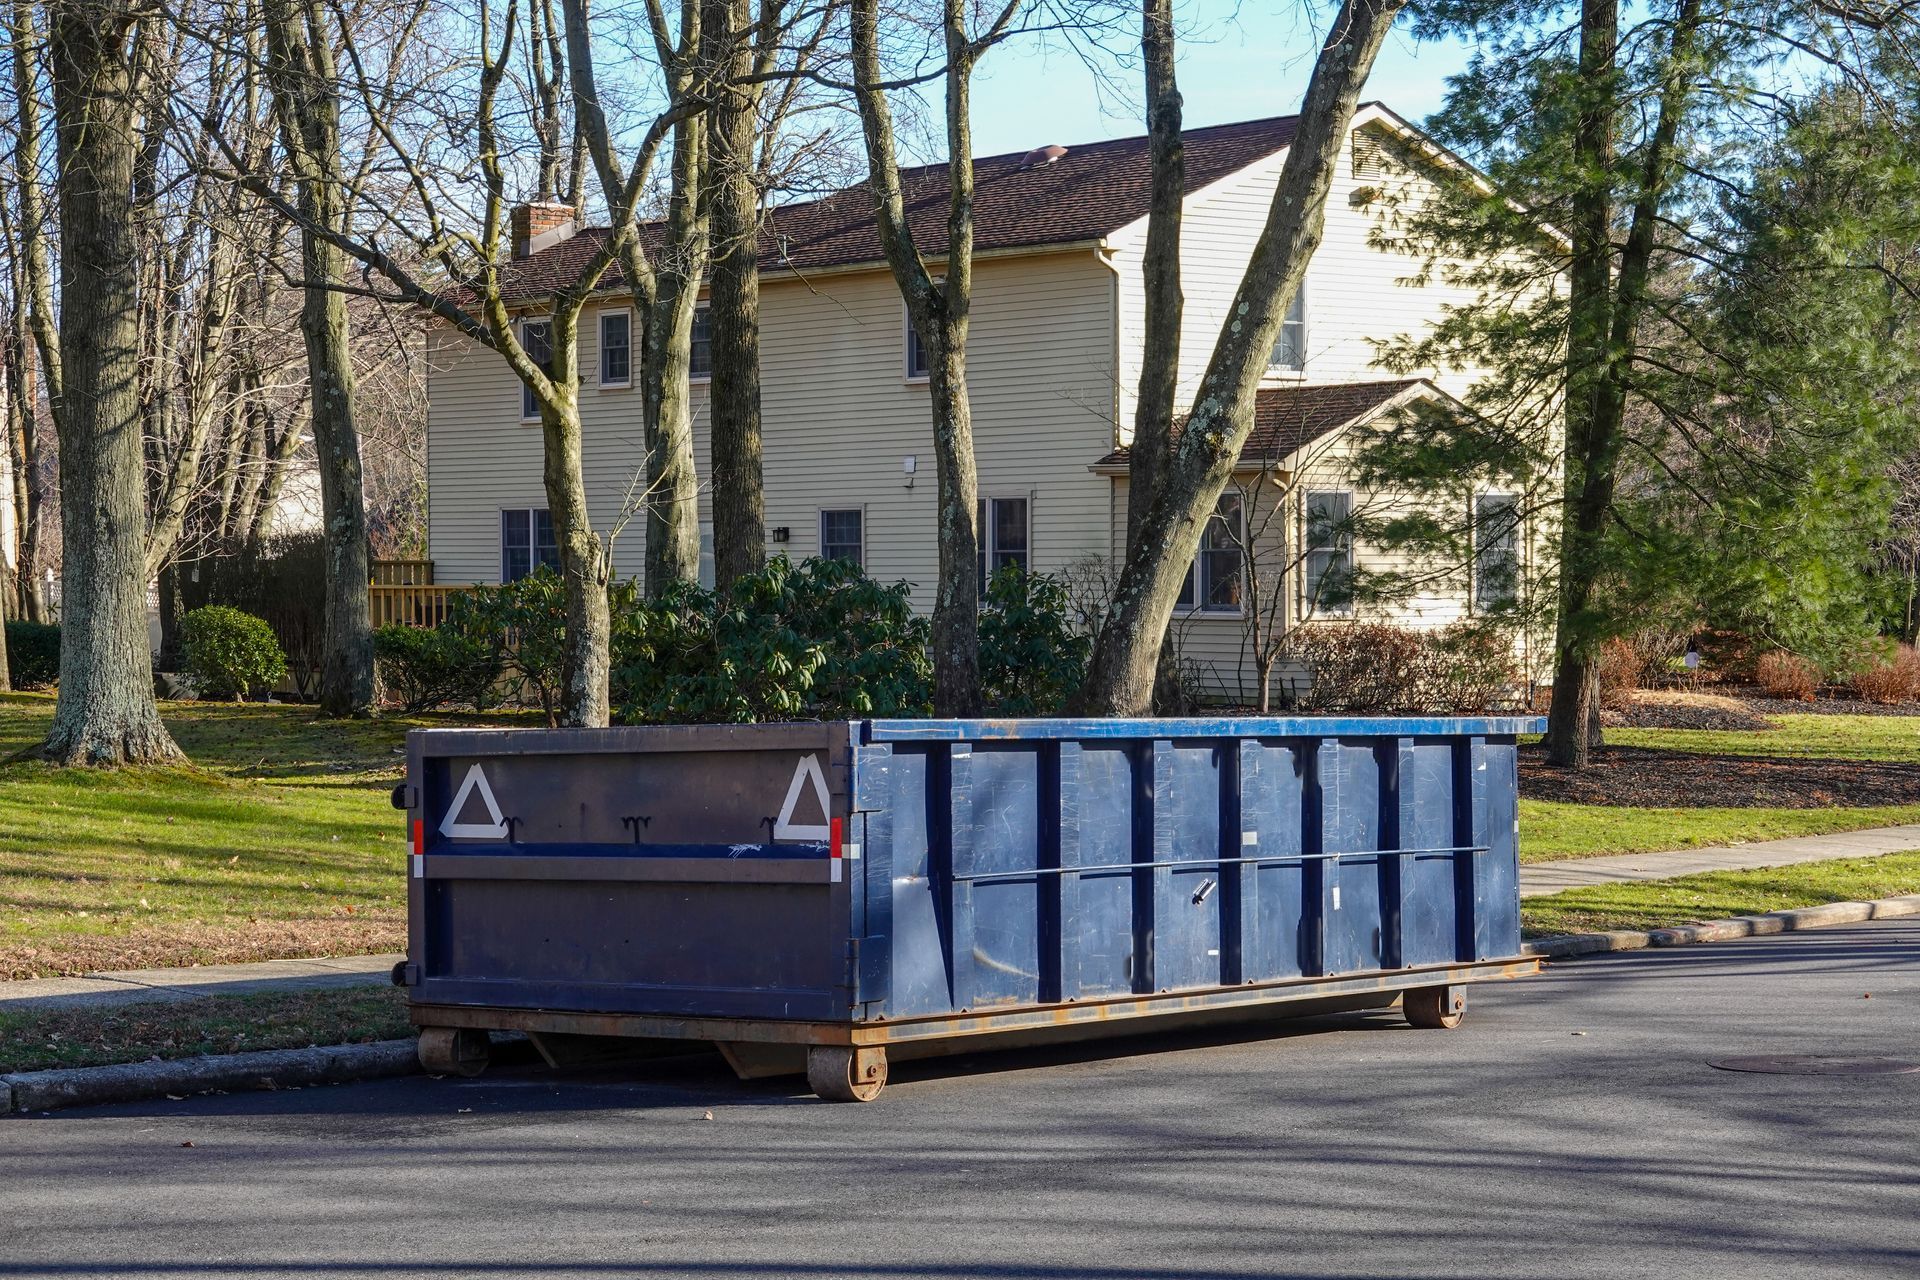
182,606 -> 289,700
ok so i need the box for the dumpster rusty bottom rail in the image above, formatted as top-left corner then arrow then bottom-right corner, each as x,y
409,956 -> 1538,1052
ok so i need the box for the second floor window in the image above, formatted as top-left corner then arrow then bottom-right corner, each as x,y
977,496 -> 1029,594
1474,494 -> 1521,613
599,311 -> 631,387
520,319 -> 552,420
501,507 -> 560,582
820,509 -> 864,567
1304,489 -> 1353,616
1269,287 -> 1306,373
1177,492 -> 1245,613
690,305 -> 712,379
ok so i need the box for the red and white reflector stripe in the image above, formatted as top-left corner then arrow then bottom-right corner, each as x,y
829,816 -> 844,883
411,818 -> 425,878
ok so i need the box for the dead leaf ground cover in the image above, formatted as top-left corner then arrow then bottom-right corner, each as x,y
0,986 -> 412,1074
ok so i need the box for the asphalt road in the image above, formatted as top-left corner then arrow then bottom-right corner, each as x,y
3,920 -> 1917,1280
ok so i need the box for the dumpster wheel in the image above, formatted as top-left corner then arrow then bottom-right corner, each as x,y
418,1027 -> 492,1077
807,1045 -> 887,1102
1402,984 -> 1466,1029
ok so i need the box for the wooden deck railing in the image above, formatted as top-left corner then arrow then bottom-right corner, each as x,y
369,582 -> 479,629
371,558 -> 436,586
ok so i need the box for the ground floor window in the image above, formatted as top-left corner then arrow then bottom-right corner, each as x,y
1177,491 -> 1245,613
820,509 -> 864,567
501,508 -> 559,582
977,496 -> 1029,594
1303,490 -> 1354,616
1473,494 -> 1521,613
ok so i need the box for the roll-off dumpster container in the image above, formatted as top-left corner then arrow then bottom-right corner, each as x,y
393,717 -> 1542,1099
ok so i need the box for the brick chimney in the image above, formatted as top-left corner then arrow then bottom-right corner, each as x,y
510,200 -> 576,260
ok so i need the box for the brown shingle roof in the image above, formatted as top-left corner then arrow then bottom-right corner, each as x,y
494,112 -> 1319,306
1094,379 -> 1433,471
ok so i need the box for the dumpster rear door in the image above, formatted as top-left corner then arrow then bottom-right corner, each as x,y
404,724 -> 854,1021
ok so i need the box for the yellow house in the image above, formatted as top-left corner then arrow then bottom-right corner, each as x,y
420,103 -> 1545,702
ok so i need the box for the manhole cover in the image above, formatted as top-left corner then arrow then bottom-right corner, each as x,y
1708,1055 -> 1920,1076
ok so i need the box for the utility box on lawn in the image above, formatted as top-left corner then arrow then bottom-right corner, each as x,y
393,717 -> 1542,1100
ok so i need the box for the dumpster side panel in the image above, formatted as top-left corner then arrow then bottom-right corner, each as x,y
1320,741 -> 1385,975
1396,739 -> 1461,969
1239,740 -> 1309,982
1059,742 -> 1139,1000
872,745 -> 953,1018
1478,737 -> 1523,958
1152,741 -> 1229,993
952,744 -> 1047,1011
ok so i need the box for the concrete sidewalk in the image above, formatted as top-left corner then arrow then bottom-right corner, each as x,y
1520,823 -> 1920,897
0,954 -> 403,1013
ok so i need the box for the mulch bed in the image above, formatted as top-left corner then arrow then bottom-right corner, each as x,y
1601,691 -> 1778,731
1520,745 -> 1920,809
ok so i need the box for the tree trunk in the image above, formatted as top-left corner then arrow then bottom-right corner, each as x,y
1077,0 -> 1404,715
300,231 -> 377,716
1543,0 -> 1699,767
534,328 -> 611,726
1126,0 -> 1183,549
262,0 -> 377,716
42,0 -> 183,764
641,112 -> 706,597
847,0 -> 986,715
704,0 -> 766,587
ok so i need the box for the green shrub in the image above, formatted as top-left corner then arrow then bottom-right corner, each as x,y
978,567 -> 1089,715
612,556 -> 931,724
373,624 -> 506,712
445,569 -> 581,724
181,606 -> 289,700
4,621 -> 60,689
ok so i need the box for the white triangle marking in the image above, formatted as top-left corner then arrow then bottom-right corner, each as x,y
440,763 -> 509,839
773,753 -> 832,843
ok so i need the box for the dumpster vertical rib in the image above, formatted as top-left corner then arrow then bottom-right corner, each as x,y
1303,738 -> 1328,978
946,741 -> 974,1012
1039,740 -> 1064,1005
1453,735 -> 1485,963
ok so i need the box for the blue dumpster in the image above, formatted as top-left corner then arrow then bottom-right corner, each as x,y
394,717 -> 1542,1099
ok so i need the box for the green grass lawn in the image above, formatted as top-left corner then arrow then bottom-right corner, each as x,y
0,986 -> 412,1074
1518,799 -> 1920,862
0,695 -> 527,979
1606,713 -> 1920,764
1521,849 -> 1920,937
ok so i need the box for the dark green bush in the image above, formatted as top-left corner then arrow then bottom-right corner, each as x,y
444,569 -> 577,724
5,621 -> 60,689
612,556 -> 931,724
181,606 -> 289,700
978,566 -> 1090,715
373,624 -> 506,712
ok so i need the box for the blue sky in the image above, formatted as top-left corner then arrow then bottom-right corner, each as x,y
954,9 -> 1480,158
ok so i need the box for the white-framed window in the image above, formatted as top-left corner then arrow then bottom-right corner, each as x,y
1269,285 -> 1307,373
976,496 -> 1029,595
820,509 -> 864,567
598,309 -> 632,388
905,308 -> 931,381
1177,491 -> 1246,614
1303,489 -> 1354,617
519,319 -> 553,421
689,304 -> 712,380
501,507 -> 560,582
1473,493 -> 1521,614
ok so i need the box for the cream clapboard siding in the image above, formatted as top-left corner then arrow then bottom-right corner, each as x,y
1101,115 -> 1549,697
425,248 -> 1121,598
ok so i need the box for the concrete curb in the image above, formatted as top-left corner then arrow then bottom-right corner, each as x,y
1525,893 -> 1920,959
1,1038 -> 419,1115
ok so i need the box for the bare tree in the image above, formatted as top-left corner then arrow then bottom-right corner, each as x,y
1077,0 -> 1408,714
5,0 -> 57,623
42,0 -> 184,763
846,0 -> 1032,715
261,0 -> 377,715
